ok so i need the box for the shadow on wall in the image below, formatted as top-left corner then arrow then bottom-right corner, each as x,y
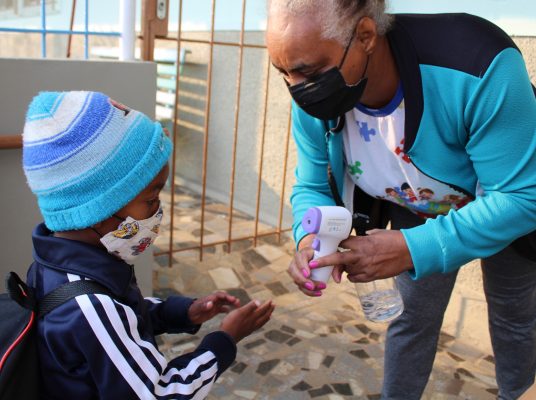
161,42 -> 296,231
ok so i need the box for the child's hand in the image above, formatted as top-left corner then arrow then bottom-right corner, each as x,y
220,300 -> 275,343
188,292 -> 241,325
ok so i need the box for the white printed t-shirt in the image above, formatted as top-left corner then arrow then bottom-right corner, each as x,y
342,84 -> 472,218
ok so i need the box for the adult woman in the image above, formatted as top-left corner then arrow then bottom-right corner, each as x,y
266,0 -> 536,398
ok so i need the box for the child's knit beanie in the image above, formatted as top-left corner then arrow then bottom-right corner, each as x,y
22,91 -> 172,231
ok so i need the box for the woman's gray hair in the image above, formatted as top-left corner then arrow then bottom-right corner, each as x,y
269,0 -> 393,44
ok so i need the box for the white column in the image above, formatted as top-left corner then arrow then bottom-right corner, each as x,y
119,0 -> 136,61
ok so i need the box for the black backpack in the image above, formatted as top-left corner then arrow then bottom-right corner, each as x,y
0,272 -> 111,400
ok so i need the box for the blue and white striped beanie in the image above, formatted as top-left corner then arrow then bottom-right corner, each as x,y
22,91 -> 172,231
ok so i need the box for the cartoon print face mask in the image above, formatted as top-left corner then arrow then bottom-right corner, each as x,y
99,207 -> 163,263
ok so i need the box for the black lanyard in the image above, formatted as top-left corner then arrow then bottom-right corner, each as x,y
323,117 -> 371,236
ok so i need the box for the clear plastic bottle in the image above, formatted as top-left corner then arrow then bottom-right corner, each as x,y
355,277 -> 404,323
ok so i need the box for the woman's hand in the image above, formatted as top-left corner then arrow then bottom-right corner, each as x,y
309,230 -> 414,282
287,234 -> 328,297
187,292 -> 241,325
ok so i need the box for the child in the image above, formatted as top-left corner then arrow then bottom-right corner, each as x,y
22,91 -> 275,399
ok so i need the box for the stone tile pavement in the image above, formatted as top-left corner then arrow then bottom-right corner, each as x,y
152,186 -> 499,399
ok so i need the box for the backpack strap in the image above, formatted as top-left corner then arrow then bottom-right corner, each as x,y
38,279 -> 112,319
5,272 -> 36,311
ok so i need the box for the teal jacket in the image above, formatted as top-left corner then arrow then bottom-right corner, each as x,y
290,14 -> 536,279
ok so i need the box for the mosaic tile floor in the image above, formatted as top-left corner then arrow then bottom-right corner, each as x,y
152,186 -> 499,399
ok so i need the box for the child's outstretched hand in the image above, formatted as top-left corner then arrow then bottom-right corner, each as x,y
188,292 -> 241,325
220,300 -> 275,343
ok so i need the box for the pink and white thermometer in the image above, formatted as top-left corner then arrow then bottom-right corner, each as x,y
301,206 -> 353,283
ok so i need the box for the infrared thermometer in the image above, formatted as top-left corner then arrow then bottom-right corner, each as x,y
301,206 -> 353,283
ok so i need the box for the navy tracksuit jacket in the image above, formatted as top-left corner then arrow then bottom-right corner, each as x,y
28,223 -> 236,399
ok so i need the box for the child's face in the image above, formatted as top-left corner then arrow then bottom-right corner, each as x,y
116,163 -> 169,221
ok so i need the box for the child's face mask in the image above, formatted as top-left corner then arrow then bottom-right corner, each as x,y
99,207 -> 163,263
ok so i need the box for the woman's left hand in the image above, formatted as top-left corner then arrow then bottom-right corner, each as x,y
187,292 -> 241,325
310,230 -> 414,283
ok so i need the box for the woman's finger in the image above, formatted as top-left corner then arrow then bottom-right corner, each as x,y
332,265 -> 344,283
309,250 -> 357,270
296,248 -> 314,279
298,285 -> 320,297
288,248 -> 319,295
338,236 -> 362,250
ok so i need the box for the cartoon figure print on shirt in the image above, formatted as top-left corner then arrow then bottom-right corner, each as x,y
343,83 -> 473,220
383,183 -> 471,219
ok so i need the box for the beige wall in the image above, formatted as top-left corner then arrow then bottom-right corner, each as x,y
163,32 -> 296,229
515,37 -> 536,82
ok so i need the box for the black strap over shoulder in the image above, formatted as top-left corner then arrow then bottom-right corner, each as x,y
326,161 -> 345,208
323,117 -> 346,209
5,272 -> 113,318
38,279 -> 112,319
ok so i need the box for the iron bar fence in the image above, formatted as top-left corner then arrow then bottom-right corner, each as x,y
0,0 -> 295,264
152,0 -> 294,264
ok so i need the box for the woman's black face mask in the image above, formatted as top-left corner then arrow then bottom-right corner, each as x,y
288,28 -> 369,121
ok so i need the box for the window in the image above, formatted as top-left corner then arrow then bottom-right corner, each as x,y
0,0 -> 16,12
0,0 -> 58,19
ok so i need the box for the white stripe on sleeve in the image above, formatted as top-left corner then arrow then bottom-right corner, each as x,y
118,301 -> 219,385
74,294 -> 157,400
144,297 -> 163,304
67,274 -> 219,398
95,295 -> 218,397
192,375 -> 217,400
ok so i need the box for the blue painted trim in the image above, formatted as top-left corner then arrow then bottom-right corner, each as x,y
355,82 -> 404,117
0,28 -> 120,36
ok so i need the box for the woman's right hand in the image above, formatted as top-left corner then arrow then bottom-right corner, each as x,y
220,300 -> 275,343
287,235 -> 327,297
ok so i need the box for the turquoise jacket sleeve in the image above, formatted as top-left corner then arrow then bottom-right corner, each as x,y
290,104 -> 339,247
402,48 -> 536,278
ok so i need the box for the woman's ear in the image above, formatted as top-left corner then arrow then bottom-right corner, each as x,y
356,17 -> 378,55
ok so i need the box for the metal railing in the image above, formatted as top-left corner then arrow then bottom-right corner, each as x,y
0,0 -> 295,265
0,135 -> 22,149
0,0 -> 121,59
151,0 -> 294,265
